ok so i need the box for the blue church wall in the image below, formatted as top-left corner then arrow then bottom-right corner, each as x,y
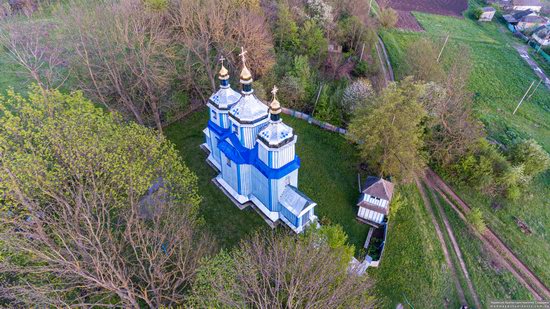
280,205 -> 299,228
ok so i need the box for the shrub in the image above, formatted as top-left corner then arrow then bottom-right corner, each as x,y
352,60 -> 369,77
472,7 -> 483,20
468,207 -> 487,233
378,7 -> 398,29
341,78 -> 374,113
509,139 -> 550,179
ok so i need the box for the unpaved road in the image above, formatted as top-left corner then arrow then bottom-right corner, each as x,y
425,169 -> 550,301
514,45 -> 550,90
415,178 -> 468,306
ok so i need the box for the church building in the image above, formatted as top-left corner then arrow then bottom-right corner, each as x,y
202,50 -> 317,233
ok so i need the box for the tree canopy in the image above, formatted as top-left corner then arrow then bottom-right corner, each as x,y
0,87 -> 211,307
347,78 -> 427,182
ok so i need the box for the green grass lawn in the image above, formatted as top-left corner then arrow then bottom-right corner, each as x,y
380,10 -> 550,288
381,13 -> 550,150
164,109 -> 371,250
369,185 -> 459,309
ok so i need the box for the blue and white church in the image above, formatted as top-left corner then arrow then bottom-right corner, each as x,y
202,51 -> 317,233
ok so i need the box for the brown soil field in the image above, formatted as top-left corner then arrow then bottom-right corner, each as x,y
395,10 -> 423,31
387,0 -> 468,17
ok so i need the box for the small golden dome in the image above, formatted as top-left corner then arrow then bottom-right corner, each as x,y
219,64 -> 229,80
240,65 -> 252,82
270,85 -> 282,114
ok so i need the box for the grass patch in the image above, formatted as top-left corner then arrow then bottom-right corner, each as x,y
379,10 -> 550,287
380,13 -> 550,150
369,185 -> 458,309
164,109 -> 371,250
435,189 -> 534,305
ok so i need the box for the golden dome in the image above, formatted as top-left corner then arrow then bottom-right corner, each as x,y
240,64 -> 252,82
270,85 -> 282,114
219,64 -> 229,80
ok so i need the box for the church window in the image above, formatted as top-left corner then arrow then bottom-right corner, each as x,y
233,124 -> 238,134
226,157 -> 231,167
212,111 -> 217,120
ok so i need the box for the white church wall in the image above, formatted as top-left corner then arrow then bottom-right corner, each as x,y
271,142 -> 295,168
221,153 -> 239,194
251,167 -> 270,209
240,164 -> 252,196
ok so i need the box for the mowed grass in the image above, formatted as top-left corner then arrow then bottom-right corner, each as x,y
369,185 -> 458,309
380,11 -> 550,288
164,109 -> 371,250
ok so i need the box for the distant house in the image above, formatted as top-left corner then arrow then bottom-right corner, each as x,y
356,176 -> 394,227
504,9 -> 534,24
511,0 -> 542,12
517,15 -> 548,30
479,7 -> 497,21
533,25 -> 550,45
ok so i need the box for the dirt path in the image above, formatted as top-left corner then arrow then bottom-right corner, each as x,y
425,183 -> 482,308
514,44 -> 550,91
414,178 -> 467,306
374,36 -> 395,87
425,169 -> 550,301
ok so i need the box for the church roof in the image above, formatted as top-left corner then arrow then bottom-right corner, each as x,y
229,93 -> 269,124
279,185 -> 315,216
258,120 -> 294,148
209,86 -> 241,110
362,176 -> 394,201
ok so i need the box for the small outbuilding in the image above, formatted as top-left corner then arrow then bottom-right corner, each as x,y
356,176 -> 394,227
479,7 -> 497,21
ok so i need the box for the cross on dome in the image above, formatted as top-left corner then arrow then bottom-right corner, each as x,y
239,46 -> 253,83
271,85 -> 279,97
218,55 -> 229,80
238,47 -> 248,65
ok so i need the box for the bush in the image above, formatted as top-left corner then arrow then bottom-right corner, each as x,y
352,60 -> 369,77
472,7 -> 483,20
378,7 -> 398,29
509,139 -> 550,179
341,78 -> 374,114
468,207 -> 487,233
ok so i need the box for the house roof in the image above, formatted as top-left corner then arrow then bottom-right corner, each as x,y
534,26 -> 550,38
482,7 -> 496,12
361,176 -> 394,201
279,185 -> 315,217
512,0 -> 542,7
520,15 -> 547,23
504,9 -> 534,23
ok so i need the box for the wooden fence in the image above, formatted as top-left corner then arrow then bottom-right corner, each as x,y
281,107 -> 347,135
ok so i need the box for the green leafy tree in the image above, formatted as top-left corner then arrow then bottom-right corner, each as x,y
274,3 -> 300,52
405,38 -> 445,83
299,19 -> 328,62
509,139 -> 550,179
347,78 -> 428,182
0,87 -> 211,307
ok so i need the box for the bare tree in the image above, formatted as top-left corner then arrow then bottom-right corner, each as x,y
193,232 -> 374,308
63,0 -> 178,133
171,0 -> 275,93
0,19 -> 69,90
422,50 -> 484,165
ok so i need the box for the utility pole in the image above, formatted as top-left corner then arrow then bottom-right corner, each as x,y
437,35 -> 450,63
513,80 -> 535,115
368,0 -> 374,16
360,43 -> 365,61
525,78 -> 542,102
